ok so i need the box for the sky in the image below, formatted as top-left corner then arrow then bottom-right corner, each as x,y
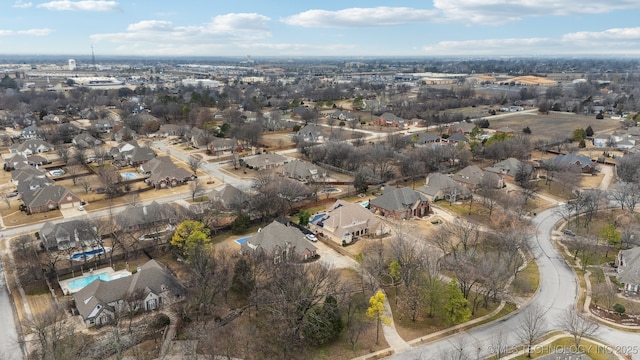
2,0 -> 640,58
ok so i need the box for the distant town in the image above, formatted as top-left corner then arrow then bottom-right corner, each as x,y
1,56 -> 640,360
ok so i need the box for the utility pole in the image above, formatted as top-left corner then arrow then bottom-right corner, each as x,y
91,44 -> 96,71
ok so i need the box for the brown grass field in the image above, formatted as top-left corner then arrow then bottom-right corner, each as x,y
487,112 -> 622,140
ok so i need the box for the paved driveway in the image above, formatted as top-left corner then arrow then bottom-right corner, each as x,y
314,240 -> 359,270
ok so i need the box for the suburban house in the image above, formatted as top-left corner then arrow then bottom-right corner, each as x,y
446,133 -> 470,144
9,139 -> 54,156
72,132 -> 103,148
452,165 -> 503,190
417,173 -> 472,202
484,157 -> 534,178
140,156 -> 193,189
92,119 -> 114,134
297,124 -> 325,143
156,124 -> 187,138
241,221 -> 317,263
309,200 -> 388,245
12,166 -> 51,187
208,138 -> 239,156
115,201 -> 176,233
111,126 -> 138,142
22,185 -> 83,214
40,220 -> 99,251
376,112 -> 407,128
542,154 -> 596,173
4,154 -> 30,170
281,159 -> 323,181
111,142 -> 156,167
27,154 -> 50,166
447,122 -> 476,136
73,259 -> 185,327
190,128 -> 211,149
408,133 -> 440,147
208,184 -> 249,210
242,153 -> 289,170
369,187 -> 430,220
615,247 -> 640,293
21,125 -> 39,139
331,110 -> 357,122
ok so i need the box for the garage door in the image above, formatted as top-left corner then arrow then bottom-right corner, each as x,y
60,202 -> 73,209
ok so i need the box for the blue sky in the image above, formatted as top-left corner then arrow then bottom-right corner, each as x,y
2,0 -> 640,57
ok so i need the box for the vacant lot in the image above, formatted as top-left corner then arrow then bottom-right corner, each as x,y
487,112 -> 621,140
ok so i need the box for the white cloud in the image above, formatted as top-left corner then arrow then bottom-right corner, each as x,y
434,0 -> 640,24
283,1 -> 640,28
421,27 -> 640,55
563,27 -> 640,41
0,28 -> 52,36
90,13 -> 272,54
12,0 -> 33,8
37,0 -> 119,12
282,7 -> 437,28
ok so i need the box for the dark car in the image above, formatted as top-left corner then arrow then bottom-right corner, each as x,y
563,229 -> 576,236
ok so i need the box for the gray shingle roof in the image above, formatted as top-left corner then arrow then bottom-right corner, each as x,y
115,201 -> 175,229
40,219 -> 99,250
27,185 -> 79,209
370,187 -> 429,212
242,221 -> 317,259
618,247 -> 640,287
73,260 -> 185,320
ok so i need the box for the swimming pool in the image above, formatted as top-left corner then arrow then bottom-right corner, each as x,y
310,213 -> 326,224
320,188 -> 341,194
121,172 -> 138,179
65,271 -> 131,293
71,248 -> 105,261
235,236 -> 251,245
49,169 -> 65,176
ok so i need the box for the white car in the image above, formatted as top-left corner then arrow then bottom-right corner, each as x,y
78,205 -> 85,211
305,234 -> 318,242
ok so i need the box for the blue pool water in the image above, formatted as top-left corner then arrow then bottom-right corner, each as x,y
71,248 -> 105,261
66,272 -> 130,293
235,236 -> 251,245
121,172 -> 138,179
50,170 -> 65,176
310,213 -> 326,224
361,201 -> 369,208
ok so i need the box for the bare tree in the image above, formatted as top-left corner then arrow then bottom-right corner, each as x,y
515,305 -> 547,358
188,156 -> 203,176
489,329 -> 509,359
556,307 -> 599,348
77,176 -> 92,194
24,306 -> 86,360
189,179 -> 203,201
592,282 -> 617,310
56,145 -> 70,164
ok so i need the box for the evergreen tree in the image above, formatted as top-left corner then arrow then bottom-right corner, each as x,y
444,279 -> 471,325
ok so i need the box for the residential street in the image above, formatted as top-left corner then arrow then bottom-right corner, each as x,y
388,206 -> 640,359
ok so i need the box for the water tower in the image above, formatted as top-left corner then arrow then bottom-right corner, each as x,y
68,59 -> 76,71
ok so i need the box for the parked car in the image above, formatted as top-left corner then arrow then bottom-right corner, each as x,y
78,205 -> 85,211
305,234 -> 318,242
6,192 -> 18,198
563,229 -> 576,236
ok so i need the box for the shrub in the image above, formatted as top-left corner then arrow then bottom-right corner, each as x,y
613,303 -> 626,314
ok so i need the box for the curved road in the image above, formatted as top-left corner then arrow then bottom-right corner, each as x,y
389,207 -> 640,359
